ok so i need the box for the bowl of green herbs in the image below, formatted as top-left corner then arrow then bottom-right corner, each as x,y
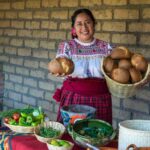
68,119 -> 116,148
34,121 -> 66,143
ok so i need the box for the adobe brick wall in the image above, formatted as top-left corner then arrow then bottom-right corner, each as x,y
0,63 -> 4,111
0,0 -> 150,128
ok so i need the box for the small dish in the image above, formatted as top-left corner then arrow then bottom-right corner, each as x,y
34,121 -> 66,143
47,139 -> 74,150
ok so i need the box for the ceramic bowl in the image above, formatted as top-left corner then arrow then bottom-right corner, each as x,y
68,119 -> 116,148
60,104 -> 96,127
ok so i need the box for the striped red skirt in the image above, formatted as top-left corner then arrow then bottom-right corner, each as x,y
53,77 -> 112,124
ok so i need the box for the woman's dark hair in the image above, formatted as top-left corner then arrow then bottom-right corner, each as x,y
71,8 -> 96,39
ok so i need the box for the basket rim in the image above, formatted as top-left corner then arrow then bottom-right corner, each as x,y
4,122 -> 35,133
119,119 -> 150,133
46,139 -> 74,147
101,57 -> 150,87
4,122 -> 36,129
37,121 -> 66,130
61,104 -> 96,114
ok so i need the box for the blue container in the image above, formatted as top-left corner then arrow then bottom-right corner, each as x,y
60,104 -> 96,127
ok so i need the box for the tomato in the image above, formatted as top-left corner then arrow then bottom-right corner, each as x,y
13,112 -> 20,121
4,117 -> 10,124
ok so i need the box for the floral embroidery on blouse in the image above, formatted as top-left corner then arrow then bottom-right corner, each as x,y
56,38 -> 112,78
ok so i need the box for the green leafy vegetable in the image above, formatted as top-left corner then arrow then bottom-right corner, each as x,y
0,106 -> 34,119
79,126 -> 113,138
39,126 -> 60,138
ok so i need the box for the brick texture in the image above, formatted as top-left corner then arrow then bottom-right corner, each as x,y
42,0 -> 59,8
0,69 -> 4,113
0,0 -> 150,128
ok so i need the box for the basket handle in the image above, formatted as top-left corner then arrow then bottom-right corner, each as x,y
127,144 -> 150,150
126,144 -> 138,150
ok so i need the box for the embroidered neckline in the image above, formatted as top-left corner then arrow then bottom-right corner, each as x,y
71,54 -> 106,58
74,38 -> 96,46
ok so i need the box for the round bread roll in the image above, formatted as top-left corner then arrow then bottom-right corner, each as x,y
103,57 -> 117,73
111,68 -> 130,84
111,46 -> 131,59
118,59 -> 132,70
131,53 -> 148,72
57,57 -> 74,75
129,67 -> 142,83
48,59 -> 64,74
48,57 -> 74,75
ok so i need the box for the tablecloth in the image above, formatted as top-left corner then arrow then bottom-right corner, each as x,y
1,127 -> 118,150
0,126 -> 85,150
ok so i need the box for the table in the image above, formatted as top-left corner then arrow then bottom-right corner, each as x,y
9,134 -> 85,150
0,127 -> 118,150
0,126 -> 85,150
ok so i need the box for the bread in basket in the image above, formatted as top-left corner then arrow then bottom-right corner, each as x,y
101,57 -> 150,98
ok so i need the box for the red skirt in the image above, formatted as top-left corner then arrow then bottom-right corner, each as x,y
53,77 -> 112,124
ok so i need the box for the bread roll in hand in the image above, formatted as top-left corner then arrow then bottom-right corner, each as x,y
48,57 -> 74,76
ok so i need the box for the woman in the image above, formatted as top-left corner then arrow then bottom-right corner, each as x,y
52,8 -> 113,124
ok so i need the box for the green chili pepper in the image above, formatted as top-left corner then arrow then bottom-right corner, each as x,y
19,117 -> 27,126
34,114 -> 44,122
21,112 -> 28,118
26,115 -> 33,124
31,121 -> 39,126
9,119 -> 17,125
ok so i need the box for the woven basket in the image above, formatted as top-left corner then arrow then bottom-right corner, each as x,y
101,58 -> 150,98
34,121 -> 66,143
119,120 -> 150,150
4,122 -> 35,133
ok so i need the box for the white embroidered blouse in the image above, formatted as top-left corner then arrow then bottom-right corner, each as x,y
56,38 -> 112,78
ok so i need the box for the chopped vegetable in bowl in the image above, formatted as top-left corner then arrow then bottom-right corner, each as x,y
39,126 -> 60,138
68,119 -> 116,148
34,121 -> 66,143
78,126 -> 113,138
47,139 -> 74,150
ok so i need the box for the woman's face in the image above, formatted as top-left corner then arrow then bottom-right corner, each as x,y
74,13 -> 95,43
